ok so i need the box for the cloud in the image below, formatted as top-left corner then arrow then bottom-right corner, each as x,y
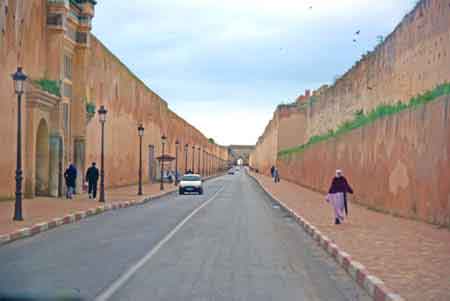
92,0 -> 414,145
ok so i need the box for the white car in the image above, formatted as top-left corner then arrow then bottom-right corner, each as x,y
179,174 -> 203,195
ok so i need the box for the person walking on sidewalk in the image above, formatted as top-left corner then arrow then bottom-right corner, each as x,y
64,164 -> 77,199
326,169 -> 353,224
270,165 -> 275,179
273,167 -> 280,183
86,162 -> 99,199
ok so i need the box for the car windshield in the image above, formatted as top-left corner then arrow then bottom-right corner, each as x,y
182,175 -> 201,181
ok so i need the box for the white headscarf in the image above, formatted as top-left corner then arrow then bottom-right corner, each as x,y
336,169 -> 343,177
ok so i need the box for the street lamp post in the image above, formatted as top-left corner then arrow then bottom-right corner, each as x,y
214,156 -> 217,174
202,150 -> 206,176
12,67 -> 27,221
197,146 -> 201,174
174,140 -> 179,186
192,145 -> 195,173
205,152 -> 209,177
160,135 -> 167,191
98,105 -> 107,203
184,143 -> 188,174
209,153 -> 212,176
137,124 -> 144,195
207,152 -> 210,176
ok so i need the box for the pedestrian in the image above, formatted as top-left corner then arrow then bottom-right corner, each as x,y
270,165 -> 275,179
85,162 -> 99,199
273,167 -> 280,183
64,163 -> 77,199
326,169 -> 353,224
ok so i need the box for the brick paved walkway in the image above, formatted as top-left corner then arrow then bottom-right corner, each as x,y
0,182 -> 177,236
252,172 -> 450,301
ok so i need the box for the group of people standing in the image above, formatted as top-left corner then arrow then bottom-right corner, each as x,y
63,162 -> 99,200
270,165 -> 280,183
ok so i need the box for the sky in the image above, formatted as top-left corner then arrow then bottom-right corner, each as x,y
92,0 -> 414,145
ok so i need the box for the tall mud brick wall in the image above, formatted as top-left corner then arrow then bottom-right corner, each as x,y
0,0 -> 228,199
307,0 -> 450,138
252,0 -> 450,225
251,105 -> 307,175
278,96 -> 450,226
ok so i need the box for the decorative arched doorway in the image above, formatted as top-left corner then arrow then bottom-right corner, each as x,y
35,119 -> 50,196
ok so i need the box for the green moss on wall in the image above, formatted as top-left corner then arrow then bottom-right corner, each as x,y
279,83 -> 450,157
34,79 -> 61,97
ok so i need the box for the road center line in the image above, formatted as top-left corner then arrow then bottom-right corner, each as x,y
95,184 -> 227,301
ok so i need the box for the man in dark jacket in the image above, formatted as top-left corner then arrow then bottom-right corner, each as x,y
86,162 -> 99,199
273,167 -> 280,183
64,164 -> 77,199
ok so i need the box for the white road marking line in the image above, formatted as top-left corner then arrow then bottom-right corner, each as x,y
95,185 -> 227,301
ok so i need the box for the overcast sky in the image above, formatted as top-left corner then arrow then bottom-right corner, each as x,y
92,0 -> 414,145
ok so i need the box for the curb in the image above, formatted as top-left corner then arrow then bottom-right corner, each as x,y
249,173 -> 404,301
0,196 -> 159,248
0,174 -> 224,248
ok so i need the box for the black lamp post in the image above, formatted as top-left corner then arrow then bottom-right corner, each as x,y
202,150 -> 206,176
184,143 -> 188,174
209,153 -> 212,176
98,105 -> 107,203
207,152 -> 210,176
174,140 -> 179,186
214,156 -> 217,174
12,67 -> 27,221
192,145 -> 195,173
137,124 -> 144,195
197,146 -> 201,174
160,135 -> 167,191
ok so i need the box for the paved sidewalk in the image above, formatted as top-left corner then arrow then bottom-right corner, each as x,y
0,182 -> 177,236
252,172 -> 450,301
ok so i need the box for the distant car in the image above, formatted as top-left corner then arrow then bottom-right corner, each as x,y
228,169 -> 234,175
179,174 -> 203,195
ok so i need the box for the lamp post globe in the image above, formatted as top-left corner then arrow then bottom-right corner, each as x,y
12,67 -> 27,94
12,67 -> 27,221
98,105 -> 107,203
138,124 -> 144,137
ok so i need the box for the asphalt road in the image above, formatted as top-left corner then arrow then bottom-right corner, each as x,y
0,171 -> 369,301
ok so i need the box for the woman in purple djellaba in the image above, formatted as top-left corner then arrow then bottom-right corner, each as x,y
326,169 -> 353,224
